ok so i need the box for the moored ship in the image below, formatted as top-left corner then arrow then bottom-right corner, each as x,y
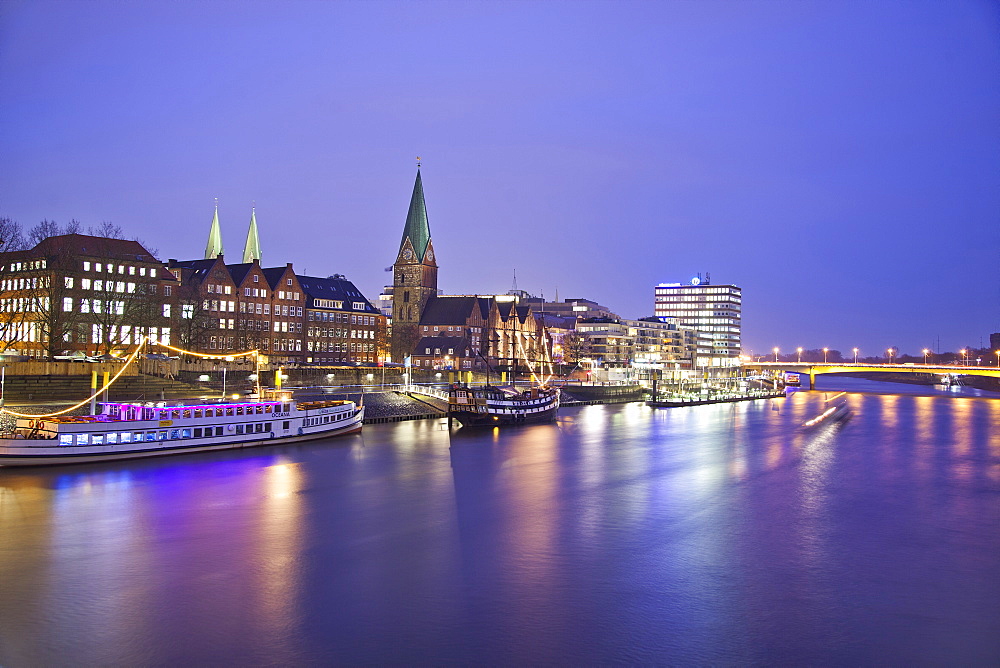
0,395 -> 363,467
447,385 -> 559,427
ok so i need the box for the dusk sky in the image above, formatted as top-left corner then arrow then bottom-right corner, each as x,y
2,0 -> 998,357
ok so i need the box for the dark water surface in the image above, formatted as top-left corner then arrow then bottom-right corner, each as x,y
2,382 -> 998,665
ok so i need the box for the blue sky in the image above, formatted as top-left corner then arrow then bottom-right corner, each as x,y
2,0 -> 998,355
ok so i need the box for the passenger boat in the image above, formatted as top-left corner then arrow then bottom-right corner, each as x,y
447,385 -> 559,427
801,401 -> 851,429
0,395 -> 363,467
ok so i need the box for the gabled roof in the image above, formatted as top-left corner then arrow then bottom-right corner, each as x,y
297,274 -> 378,313
169,257 -> 226,282
399,169 -> 431,262
261,265 -> 296,290
225,261 -> 259,286
420,296 -> 481,325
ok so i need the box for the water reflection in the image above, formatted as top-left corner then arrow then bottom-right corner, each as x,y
1,386 -> 998,665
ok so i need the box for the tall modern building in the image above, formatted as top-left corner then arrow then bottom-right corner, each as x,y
654,277 -> 741,365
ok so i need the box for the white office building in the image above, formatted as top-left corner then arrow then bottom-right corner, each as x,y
654,277 -> 741,365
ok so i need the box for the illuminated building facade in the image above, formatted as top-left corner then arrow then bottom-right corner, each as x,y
654,277 -> 741,364
0,234 -> 178,357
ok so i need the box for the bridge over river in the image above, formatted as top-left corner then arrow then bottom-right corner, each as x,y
743,361 -> 1000,390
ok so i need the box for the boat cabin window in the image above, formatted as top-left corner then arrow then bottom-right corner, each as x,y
236,406 -> 245,416
194,409 -> 203,418
107,433 -> 118,444
182,410 -> 192,419
59,434 -> 73,446
264,405 -> 273,413
171,410 -> 181,420
282,403 -> 290,413
121,432 -> 132,443
78,434 -> 89,445
255,405 -> 264,414
215,408 -> 225,417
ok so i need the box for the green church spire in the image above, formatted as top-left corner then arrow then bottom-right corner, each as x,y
242,205 -> 262,264
204,199 -> 224,259
399,168 -> 431,261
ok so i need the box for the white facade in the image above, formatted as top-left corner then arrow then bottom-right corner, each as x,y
654,279 -> 741,364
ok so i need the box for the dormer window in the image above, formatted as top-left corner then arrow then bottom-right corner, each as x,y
253,275 -> 259,283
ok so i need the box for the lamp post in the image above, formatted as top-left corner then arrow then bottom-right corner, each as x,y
773,347 -> 779,363
922,348 -> 930,365
797,347 -> 802,363
995,350 -> 1000,367
823,347 -> 829,364
887,348 -> 894,365
853,347 -> 859,364
960,348 -> 967,366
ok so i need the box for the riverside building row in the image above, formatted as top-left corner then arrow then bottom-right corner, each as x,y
0,231 -> 386,365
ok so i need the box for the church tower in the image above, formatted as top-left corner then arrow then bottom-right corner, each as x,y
204,199 -> 224,259
242,205 -> 262,264
390,166 -> 438,361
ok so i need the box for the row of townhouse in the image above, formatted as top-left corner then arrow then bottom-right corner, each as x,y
0,234 -> 386,364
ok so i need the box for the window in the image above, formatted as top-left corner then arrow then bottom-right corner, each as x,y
224,285 -> 232,295
164,286 -> 172,296
95,263 -> 102,272
150,269 -> 157,278
287,278 -> 292,286
244,287 -> 251,296
263,304 -> 270,314
253,275 -> 259,283
163,304 -> 171,317
62,297 -> 73,312
182,304 -> 193,319
83,261 -> 91,271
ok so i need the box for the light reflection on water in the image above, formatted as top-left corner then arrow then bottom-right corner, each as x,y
1,384 -> 998,665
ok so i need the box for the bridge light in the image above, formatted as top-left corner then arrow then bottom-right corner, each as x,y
773,347 -> 779,362
853,347 -> 859,364
796,347 -> 802,363
887,348 -> 895,364
922,349 -> 930,365
823,347 -> 829,364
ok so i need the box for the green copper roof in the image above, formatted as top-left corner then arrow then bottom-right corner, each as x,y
204,202 -> 224,259
399,169 -> 431,261
242,207 -> 262,264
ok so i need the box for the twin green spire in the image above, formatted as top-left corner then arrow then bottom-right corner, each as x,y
399,169 -> 431,262
203,201 -> 262,264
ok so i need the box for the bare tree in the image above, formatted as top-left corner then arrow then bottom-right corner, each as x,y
27,219 -> 61,246
175,281 -> 216,351
561,332 -> 592,365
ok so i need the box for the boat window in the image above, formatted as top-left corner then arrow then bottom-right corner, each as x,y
236,406 -> 245,416
265,422 -> 271,431
78,434 -> 89,445
158,410 -> 168,420
226,407 -> 235,417
157,431 -> 167,441
264,405 -> 273,413
194,409 -> 203,418
170,429 -> 180,439
194,428 -> 202,437
106,433 -> 118,444
282,403 -> 290,413
92,435 -> 104,445
59,434 -> 73,446
256,406 -> 264,414
215,427 -> 224,436
236,425 -> 244,435
121,432 -> 132,443
183,410 -> 192,419
170,410 -> 180,420
283,421 -> 290,430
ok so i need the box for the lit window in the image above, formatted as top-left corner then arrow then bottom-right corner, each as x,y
83,261 -> 91,271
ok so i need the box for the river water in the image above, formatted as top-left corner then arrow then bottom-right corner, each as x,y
1,379 -> 998,665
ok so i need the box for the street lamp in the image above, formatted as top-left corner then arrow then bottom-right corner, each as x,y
887,347 -> 894,364
960,348 -> 967,366
823,347 -> 829,363
922,348 -> 930,365
773,347 -> 779,362
995,350 -> 1000,367
853,347 -> 859,364
796,347 -> 802,363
